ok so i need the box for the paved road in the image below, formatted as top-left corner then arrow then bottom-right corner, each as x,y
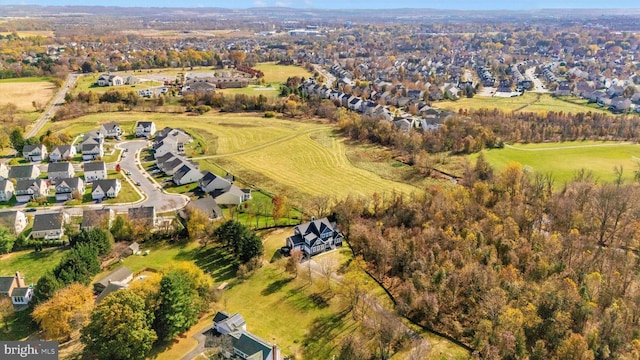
26,73 -> 80,139
313,64 -> 336,87
525,67 -> 548,93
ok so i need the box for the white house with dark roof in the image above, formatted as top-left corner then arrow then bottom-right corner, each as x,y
0,179 -> 14,202
153,127 -> 193,158
214,185 -> 252,205
31,212 -> 69,239
173,164 -> 202,186
91,179 -> 121,200
55,177 -> 85,201
0,211 -> 27,235
93,266 -> 133,303
0,163 -> 8,180
135,121 -> 157,138
99,122 -> 123,138
285,217 -> 344,257
212,311 -> 281,360
97,74 -> 124,87
8,164 -> 40,180
47,161 -> 75,183
198,171 -> 232,193
22,144 -> 47,162
15,179 -> 48,203
49,145 -> 77,162
80,132 -> 104,161
83,161 -> 107,182
159,156 -> 186,176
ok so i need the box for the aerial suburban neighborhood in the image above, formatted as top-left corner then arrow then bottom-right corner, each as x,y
2,3 -> 640,360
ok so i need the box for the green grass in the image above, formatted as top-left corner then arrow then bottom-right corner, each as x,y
101,242 -> 200,275
470,141 -> 640,185
0,307 -> 37,341
0,77 -> 53,83
435,93 -> 611,115
72,74 -> 163,95
0,247 -> 68,282
217,128 -> 419,199
102,170 -> 142,204
254,63 -> 312,84
39,112 -> 321,156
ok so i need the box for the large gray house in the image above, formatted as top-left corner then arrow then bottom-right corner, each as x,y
285,217 -> 344,257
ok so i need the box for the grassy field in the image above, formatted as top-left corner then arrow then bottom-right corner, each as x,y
0,77 -> 56,111
218,128 -> 419,199
0,31 -> 54,38
0,247 -> 67,282
40,112 -> 321,157
254,63 -> 312,84
72,74 -> 163,95
216,63 -> 312,99
435,92 -> 611,115
470,141 -> 640,185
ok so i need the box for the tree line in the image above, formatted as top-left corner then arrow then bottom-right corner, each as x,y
331,160 -> 640,359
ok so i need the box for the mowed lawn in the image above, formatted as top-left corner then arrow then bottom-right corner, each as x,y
435,93 -> 611,115
0,248 -> 68,282
222,128 -> 419,198
72,74 -> 163,95
0,77 -> 56,111
471,141 -> 640,184
217,63 -> 312,99
39,112 -> 321,156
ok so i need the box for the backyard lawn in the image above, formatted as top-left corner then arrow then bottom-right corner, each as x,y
0,247 -> 68,283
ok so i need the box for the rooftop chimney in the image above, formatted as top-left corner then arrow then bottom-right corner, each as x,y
15,271 -> 25,288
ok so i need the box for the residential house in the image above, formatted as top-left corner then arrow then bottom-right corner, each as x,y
49,145 -> 77,162
159,156 -> 186,176
83,161 -> 107,182
186,196 -> 223,221
81,208 -> 115,230
153,128 -> 192,158
99,122 -> 123,138
0,163 -> 8,180
555,81 -> 572,96
610,98 -> 632,113
0,179 -> 15,202
15,179 -> 48,203
22,144 -> 48,162
135,121 -> 157,138
80,132 -> 104,161
93,266 -> 133,302
213,186 -> 252,206
97,73 -> 124,87
0,272 -> 33,306
285,217 -> 344,257
8,165 -> 41,180
55,177 -> 85,201
212,311 -> 281,360
47,162 -> 75,183
31,212 -> 69,239
128,206 -> 157,229
173,164 -> 202,186
0,211 -> 27,235
91,179 -> 121,200
199,171 -> 232,193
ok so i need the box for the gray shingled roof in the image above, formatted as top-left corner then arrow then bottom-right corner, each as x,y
8,165 -> 38,179
128,206 -> 155,221
32,212 -> 65,232
84,161 -> 106,172
81,208 -> 113,230
47,161 -> 73,173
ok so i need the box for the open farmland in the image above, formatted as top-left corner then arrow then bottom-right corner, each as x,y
0,77 -> 56,111
435,92 -> 611,115
471,141 -> 640,184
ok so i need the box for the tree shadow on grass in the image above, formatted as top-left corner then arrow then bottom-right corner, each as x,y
175,245 -> 238,284
301,308 -> 354,359
261,277 -> 293,296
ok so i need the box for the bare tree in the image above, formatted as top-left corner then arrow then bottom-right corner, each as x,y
285,249 -> 303,278
318,257 -> 337,291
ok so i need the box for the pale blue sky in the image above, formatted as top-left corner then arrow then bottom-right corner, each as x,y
0,0 -> 638,9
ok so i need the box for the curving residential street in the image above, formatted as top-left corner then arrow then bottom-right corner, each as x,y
0,140 -> 189,217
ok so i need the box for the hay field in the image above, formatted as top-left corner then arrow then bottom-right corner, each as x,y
0,78 -> 56,110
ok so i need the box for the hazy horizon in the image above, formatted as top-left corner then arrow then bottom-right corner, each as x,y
1,0 -> 639,10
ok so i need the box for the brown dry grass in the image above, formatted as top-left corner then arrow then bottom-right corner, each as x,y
0,30 -> 55,38
0,81 -> 56,110
121,29 -> 254,39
